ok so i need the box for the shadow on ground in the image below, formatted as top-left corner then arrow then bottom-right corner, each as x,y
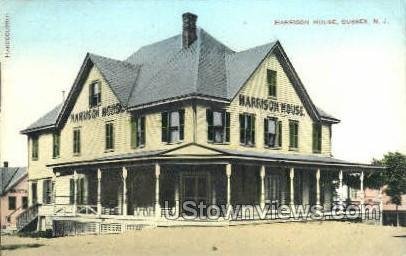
1,243 -> 45,251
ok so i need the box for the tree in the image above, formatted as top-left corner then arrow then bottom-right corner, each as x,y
365,152 -> 406,226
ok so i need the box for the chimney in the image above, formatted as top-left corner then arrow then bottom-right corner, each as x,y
182,12 -> 198,48
3,161 -> 8,167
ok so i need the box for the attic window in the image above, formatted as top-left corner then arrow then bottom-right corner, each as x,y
89,81 -> 101,107
267,69 -> 277,97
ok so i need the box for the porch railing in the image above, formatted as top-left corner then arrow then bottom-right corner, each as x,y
77,205 -> 97,215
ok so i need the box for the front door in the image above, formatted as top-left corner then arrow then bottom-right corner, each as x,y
181,173 -> 210,216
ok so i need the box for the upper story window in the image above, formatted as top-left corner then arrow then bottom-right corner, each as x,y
267,69 -> 277,97
239,113 -> 256,146
73,128 -> 81,155
89,81 -> 101,107
105,122 -> 114,150
131,116 -> 145,148
52,132 -> 60,158
264,117 -> 282,148
289,120 -> 299,150
22,196 -> 28,209
162,110 -> 184,143
8,196 -> 16,210
312,123 -> 322,153
32,136 -> 39,160
206,110 -> 230,143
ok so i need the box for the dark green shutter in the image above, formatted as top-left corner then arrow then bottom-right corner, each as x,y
161,112 -> 168,142
225,112 -> 230,142
141,116 -> 146,146
179,109 -> 185,140
239,114 -> 245,144
251,115 -> 256,145
278,121 -> 282,147
264,118 -> 269,146
42,180 -> 47,204
206,109 -> 213,141
130,117 -> 137,148
69,179 -> 74,204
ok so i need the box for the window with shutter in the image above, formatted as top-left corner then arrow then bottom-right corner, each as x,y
105,122 -> 114,150
73,129 -> 81,155
89,81 -> 101,107
69,179 -> 75,204
240,113 -> 256,146
312,123 -> 322,153
32,136 -> 39,160
52,132 -> 60,158
162,110 -> 184,143
207,109 -> 230,143
267,69 -> 277,97
289,120 -> 299,149
264,118 -> 277,147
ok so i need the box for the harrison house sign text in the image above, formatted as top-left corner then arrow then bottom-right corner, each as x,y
239,95 -> 305,117
70,103 -> 125,123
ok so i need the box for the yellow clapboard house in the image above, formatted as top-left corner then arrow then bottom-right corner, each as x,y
19,13 -> 383,235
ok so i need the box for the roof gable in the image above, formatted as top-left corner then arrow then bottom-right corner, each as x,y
0,167 -> 27,196
23,28 -> 339,134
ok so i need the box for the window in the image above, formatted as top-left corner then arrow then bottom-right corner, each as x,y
264,118 -> 282,148
73,128 -> 81,155
161,110 -> 185,143
105,122 -> 114,150
267,69 -> 277,97
53,132 -> 60,158
32,136 -> 39,160
8,196 -> 16,210
206,110 -> 230,143
89,81 -> 101,107
43,179 -> 53,204
289,120 -> 299,149
31,182 -> 38,204
312,123 -> 322,153
239,113 -> 256,146
22,196 -> 28,209
131,116 -> 146,148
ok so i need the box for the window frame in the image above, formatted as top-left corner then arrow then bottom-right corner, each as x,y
239,113 -> 256,146
31,136 -> 39,160
206,109 -> 230,144
131,115 -> 146,148
52,132 -> 60,158
161,109 -> 185,144
312,122 -> 322,153
8,196 -> 16,210
105,122 -> 115,151
289,120 -> 299,150
89,81 -> 101,108
267,69 -> 277,98
42,179 -> 53,205
264,117 -> 281,148
73,128 -> 81,155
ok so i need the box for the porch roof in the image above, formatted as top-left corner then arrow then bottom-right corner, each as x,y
47,143 -> 383,171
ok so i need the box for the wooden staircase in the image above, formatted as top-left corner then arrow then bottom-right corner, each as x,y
16,204 -> 40,232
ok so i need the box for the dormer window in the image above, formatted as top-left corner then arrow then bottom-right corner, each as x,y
206,109 -> 230,143
89,81 -> 101,107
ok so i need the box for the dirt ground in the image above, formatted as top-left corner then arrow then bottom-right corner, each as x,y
1,222 -> 405,256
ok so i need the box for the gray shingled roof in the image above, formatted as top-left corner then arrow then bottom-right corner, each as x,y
0,167 -> 27,196
23,28 -> 338,133
23,104 -> 63,133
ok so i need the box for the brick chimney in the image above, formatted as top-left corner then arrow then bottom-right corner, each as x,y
3,161 -> 8,167
182,12 -> 198,48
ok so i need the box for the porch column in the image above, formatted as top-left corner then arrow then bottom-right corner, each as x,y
155,163 -> 161,218
338,170 -> 344,208
316,168 -> 321,206
97,169 -> 102,216
360,171 -> 364,219
122,167 -> 128,216
289,168 -> 294,206
73,170 -> 78,215
260,165 -> 266,208
175,176 -> 180,213
378,187 -> 383,225
226,163 -> 232,209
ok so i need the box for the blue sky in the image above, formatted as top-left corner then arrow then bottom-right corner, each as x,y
1,0 -> 405,166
